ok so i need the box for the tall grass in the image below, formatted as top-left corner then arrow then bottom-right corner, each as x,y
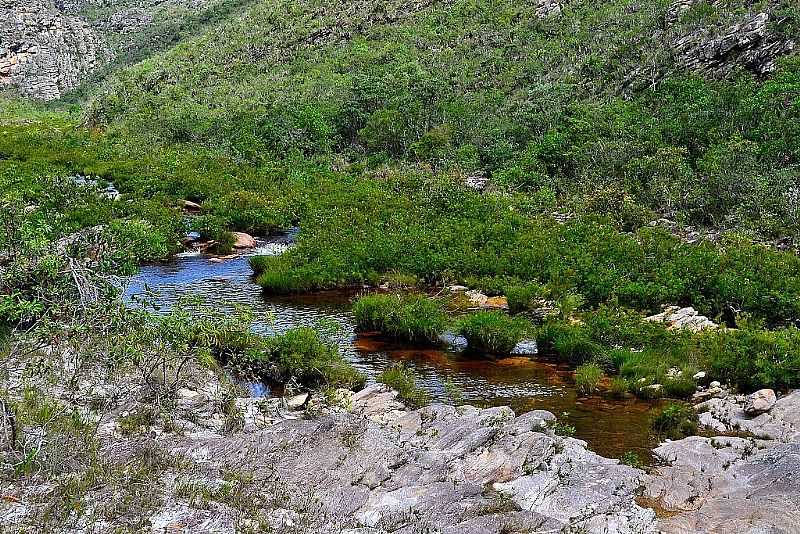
352,293 -> 447,343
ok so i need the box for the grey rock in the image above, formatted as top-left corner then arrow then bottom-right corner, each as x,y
647,389 -> 800,531
0,0 -> 106,100
163,391 -> 657,533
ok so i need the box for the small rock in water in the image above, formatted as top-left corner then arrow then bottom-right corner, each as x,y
744,388 -> 777,415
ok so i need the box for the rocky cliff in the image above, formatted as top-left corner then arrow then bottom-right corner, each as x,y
0,0 -> 106,100
0,0 -> 226,100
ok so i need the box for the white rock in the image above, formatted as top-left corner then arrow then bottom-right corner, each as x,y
710,381 -> 721,388
286,393 -> 309,410
693,371 -> 706,380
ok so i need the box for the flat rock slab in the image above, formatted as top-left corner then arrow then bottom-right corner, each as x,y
166,388 -> 657,533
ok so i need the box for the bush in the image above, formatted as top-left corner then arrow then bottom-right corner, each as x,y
457,311 -> 528,354
662,376 -> 697,399
377,363 -> 430,408
266,327 -> 364,389
206,316 -> 364,390
651,402 -> 698,440
703,324 -> 800,392
619,451 -> 644,468
575,363 -> 604,395
352,293 -> 447,344
505,283 -> 544,314
536,321 -> 603,365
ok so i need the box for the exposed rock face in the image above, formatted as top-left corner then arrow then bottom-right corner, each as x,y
0,0 -> 106,100
644,305 -> 718,332
666,0 -> 795,77
646,389 -> 800,532
161,385 -> 658,533
535,0 -> 568,19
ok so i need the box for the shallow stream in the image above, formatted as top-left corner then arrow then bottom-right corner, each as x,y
125,233 -> 662,459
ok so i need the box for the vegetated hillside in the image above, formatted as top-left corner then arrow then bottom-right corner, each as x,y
87,0 -> 800,237
0,0 -> 256,100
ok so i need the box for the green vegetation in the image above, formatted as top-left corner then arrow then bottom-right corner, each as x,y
619,451 -> 644,468
2,0 -> 800,401
457,311 -> 528,354
197,310 -> 365,390
352,293 -> 447,343
506,283 -> 546,314
377,363 -> 430,408
575,363 -> 604,395
651,402 -> 699,440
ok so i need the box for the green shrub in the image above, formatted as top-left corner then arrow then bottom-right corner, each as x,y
575,363 -> 604,395
266,327 -> 364,389
506,283 -> 544,314
651,402 -> 698,440
352,293 -> 447,344
377,363 -> 430,409
703,324 -> 800,392
253,256 -> 315,294
619,451 -> 644,468
205,315 -> 364,390
457,311 -> 528,354
662,376 -> 697,399
536,321 -> 602,365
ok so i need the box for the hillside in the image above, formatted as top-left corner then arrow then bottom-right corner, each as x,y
0,0 -> 255,99
84,0 -> 800,238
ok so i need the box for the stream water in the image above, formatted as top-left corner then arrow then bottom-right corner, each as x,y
124,233 -> 662,460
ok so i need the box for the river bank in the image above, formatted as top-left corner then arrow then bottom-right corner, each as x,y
123,236 -> 664,459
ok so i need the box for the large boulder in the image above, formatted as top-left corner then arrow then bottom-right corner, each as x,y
744,388 -> 777,415
231,231 -> 256,249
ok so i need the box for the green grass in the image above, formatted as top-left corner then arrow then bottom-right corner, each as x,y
575,363 -> 604,395
352,293 -> 447,343
377,363 -> 430,409
457,311 -> 528,354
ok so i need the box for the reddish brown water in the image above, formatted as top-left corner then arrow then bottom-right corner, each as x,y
354,335 -> 662,460
126,236 -> 662,461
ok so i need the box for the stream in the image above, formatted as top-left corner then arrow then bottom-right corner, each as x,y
124,232 -> 662,460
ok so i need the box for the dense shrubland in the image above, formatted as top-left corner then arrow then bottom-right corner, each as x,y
84,0 -> 800,240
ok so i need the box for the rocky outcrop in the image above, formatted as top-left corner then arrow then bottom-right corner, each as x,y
644,305 -> 718,332
159,384 -> 658,533
535,0 -> 568,19
0,0 -> 106,100
666,0 -> 795,77
645,389 -> 800,532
